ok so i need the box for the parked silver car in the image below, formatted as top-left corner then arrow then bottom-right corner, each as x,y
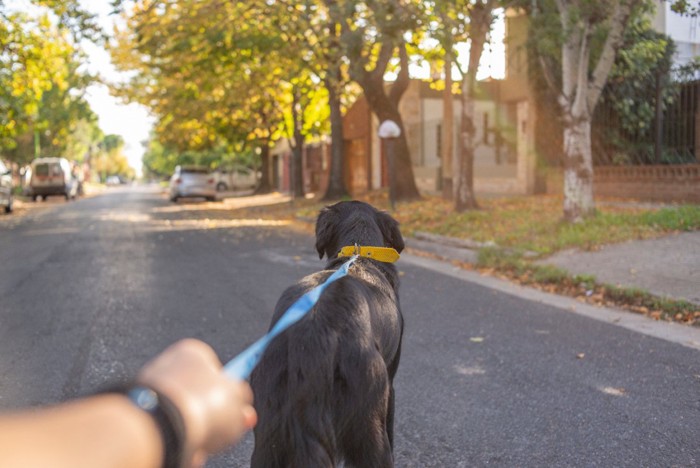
0,160 -> 13,213
169,165 -> 217,202
213,165 -> 259,192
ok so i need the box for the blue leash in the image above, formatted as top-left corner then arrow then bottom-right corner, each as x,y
224,255 -> 358,380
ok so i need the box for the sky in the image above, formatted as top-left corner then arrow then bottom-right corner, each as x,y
79,1 -> 153,177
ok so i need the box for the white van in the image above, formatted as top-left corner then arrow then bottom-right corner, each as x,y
29,157 -> 78,201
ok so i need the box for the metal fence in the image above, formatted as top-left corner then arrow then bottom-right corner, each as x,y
592,75 -> 699,166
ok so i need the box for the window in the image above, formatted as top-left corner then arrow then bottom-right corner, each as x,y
35,164 -> 49,176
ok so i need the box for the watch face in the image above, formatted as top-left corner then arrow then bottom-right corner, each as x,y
128,386 -> 159,411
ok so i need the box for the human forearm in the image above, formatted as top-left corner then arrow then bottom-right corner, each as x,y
0,393 -> 163,468
0,339 -> 256,468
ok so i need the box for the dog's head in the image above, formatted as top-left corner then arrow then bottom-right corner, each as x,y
315,201 -> 405,260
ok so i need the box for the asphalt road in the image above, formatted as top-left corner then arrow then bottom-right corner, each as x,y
0,186 -> 698,467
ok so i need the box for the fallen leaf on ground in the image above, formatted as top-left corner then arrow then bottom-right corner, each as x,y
600,387 -> 626,396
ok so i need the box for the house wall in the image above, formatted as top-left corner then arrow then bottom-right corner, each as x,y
415,94 -> 521,194
343,78 -> 535,197
502,9 -> 531,102
304,142 -> 329,194
343,97 -> 372,195
398,81 -> 423,168
653,3 -> 700,68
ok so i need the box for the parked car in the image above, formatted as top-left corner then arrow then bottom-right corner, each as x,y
213,165 -> 258,192
0,160 -> 13,213
169,165 -> 217,202
28,157 -> 78,201
105,175 -> 122,186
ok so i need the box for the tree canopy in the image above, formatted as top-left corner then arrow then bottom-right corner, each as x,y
0,0 -> 103,167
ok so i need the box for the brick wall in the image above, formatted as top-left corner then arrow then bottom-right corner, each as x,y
545,165 -> 700,203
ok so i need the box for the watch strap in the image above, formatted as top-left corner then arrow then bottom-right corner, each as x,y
125,386 -> 186,468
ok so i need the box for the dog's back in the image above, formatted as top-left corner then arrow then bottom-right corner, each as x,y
250,201 -> 404,468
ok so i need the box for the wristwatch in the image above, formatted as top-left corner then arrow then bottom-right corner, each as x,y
124,385 -> 185,468
127,386 -> 159,411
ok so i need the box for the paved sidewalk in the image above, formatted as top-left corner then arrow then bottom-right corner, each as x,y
406,230 -> 700,307
538,231 -> 700,306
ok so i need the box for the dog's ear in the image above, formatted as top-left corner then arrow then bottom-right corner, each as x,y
376,211 -> 405,253
315,205 -> 338,259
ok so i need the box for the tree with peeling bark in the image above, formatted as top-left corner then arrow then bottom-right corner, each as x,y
332,0 -> 421,202
552,0 -> 639,222
522,0 -> 696,222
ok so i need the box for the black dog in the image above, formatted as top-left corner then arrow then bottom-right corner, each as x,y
250,200 -> 405,468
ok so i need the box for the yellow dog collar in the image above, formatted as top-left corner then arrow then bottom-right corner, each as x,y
337,245 -> 400,263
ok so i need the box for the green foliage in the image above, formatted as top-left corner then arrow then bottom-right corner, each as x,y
531,265 -> 569,284
592,15 -> 679,164
0,2 -> 101,165
477,247 -> 525,272
34,0 -> 103,42
669,0 -> 700,16
141,137 -> 258,179
389,194 -> 700,256
92,134 -> 134,180
111,0 -> 336,164
638,205 -> 700,231
572,274 -> 597,290
524,0 -> 680,167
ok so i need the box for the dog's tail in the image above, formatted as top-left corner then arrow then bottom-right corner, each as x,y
250,312 -> 339,468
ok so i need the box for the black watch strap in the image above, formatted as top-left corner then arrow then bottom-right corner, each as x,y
125,386 -> 186,468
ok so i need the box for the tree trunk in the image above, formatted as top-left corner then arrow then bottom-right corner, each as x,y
255,142 -> 272,194
364,86 -> 419,200
350,41 -> 420,202
455,83 -> 479,211
453,0 -> 494,212
555,0 -> 635,222
442,53 -> 454,200
322,72 -> 348,200
291,89 -> 305,199
562,116 -> 594,222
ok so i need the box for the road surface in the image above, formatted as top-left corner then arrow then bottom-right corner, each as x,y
0,186 -> 698,467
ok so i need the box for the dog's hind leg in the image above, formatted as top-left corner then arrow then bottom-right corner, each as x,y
386,385 -> 396,449
338,369 -> 394,467
341,424 -> 393,468
385,335 -> 402,450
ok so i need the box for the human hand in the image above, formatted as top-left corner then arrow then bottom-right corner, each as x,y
136,339 -> 257,467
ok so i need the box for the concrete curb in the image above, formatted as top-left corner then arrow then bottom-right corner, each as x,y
405,238 -> 479,264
